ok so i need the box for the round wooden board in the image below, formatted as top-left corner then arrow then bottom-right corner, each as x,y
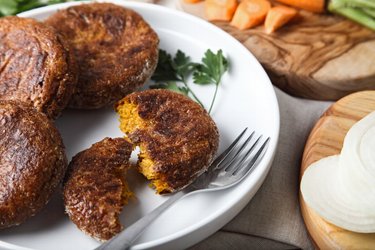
300,91 -> 375,249
178,1 -> 375,101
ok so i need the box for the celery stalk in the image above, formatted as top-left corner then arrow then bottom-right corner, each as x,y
331,0 -> 375,9
329,0 -> 375,31
329,4 -> 375,31
362,7 -> 375,18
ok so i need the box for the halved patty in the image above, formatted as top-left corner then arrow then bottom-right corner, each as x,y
63,138 -> 133,241
45,3 -> 159,109
0,100 -> 67,229
116,89 -> 220,194
0,16 -> 77,119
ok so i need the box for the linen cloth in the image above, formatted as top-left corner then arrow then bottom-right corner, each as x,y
191,88 -> 331,249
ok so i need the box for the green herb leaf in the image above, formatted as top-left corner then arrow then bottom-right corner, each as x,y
173,50 -> 198,80
173,50 -> 190,69
17,0 -> 46,13
151,49 -> 199,84
150,49 -> 203,107
193,49 -> 228,85
150,48 -> 229,114
192,69 -> 213,85
151,49 -> 180,82
0,0 -> 81,17
0,0 -> 18,16
193,49 -> 229,113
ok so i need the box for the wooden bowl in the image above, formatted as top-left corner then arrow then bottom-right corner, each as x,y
300,91 -> 375,249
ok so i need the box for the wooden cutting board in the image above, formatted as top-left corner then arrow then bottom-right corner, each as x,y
300,91 -> 375,249
178,1 -> 375,101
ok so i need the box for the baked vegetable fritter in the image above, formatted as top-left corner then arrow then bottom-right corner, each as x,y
63,137 -> 133,241
45,3 -> 159,109
0,100 -> 67,229
0,16 -> 77,119
116,89 -> 219,194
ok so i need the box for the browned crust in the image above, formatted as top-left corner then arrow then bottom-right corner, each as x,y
0,100 -> 67,229
63,137 -> 133,241
45,3 -> 159,109
0,16 -> 77,119
116,89 -> 219,194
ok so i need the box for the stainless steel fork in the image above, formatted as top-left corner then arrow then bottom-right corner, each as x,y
96,128 -> 270,250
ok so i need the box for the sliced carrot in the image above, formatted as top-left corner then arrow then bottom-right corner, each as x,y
183,0 -> 203,3
264,6 -> 297,33
205,0 -> 238,21
230,0 -> 271,30
275,0 -> 324,13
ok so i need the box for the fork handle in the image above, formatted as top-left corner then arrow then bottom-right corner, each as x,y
95,191 -> 186,250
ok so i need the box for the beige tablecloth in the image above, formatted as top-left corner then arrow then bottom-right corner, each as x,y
191,88 -> 331,249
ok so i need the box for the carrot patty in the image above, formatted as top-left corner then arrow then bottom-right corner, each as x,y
45,3 -> 159,109
116,89 -> 219,194
0,101 -> 67,229
0,16 -> 77,119
63,138 -> 133,241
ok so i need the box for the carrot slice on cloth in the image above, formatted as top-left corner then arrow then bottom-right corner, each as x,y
264,5 -> 298,33
205,0 -> 238,21
275,0 -> 325,13
230,0 -> 271,30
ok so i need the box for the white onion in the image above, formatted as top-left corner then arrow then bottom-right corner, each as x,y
301,111 -> 375,233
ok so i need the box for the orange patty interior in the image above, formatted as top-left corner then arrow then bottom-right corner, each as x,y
116,101 -> 169,193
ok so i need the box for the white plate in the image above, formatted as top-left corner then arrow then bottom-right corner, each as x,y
0,1 -> 279,249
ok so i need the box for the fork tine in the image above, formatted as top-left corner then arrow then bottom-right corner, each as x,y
216,131 -> 255,170
211,128 -> 248,170
233,137 -> 270,176
225,135 -> 262,173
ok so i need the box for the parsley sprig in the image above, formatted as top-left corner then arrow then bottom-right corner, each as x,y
151,50 -> 203,107
193,49 -> 228,113
151,49 -> 229,114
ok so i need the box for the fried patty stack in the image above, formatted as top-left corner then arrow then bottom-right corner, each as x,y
0,2 -> 160,232
45,3 -> 159,109
0,16 -> 77,119
0,15 -> 75,228
116,89 -> 219,194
